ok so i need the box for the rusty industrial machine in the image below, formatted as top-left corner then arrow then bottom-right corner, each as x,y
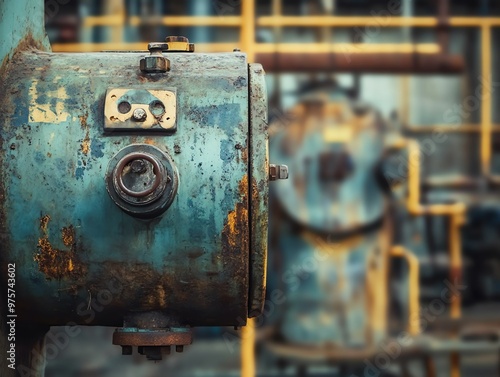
0,1 -> 289,375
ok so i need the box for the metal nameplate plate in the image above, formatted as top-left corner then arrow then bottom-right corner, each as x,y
104,88 -> 177,132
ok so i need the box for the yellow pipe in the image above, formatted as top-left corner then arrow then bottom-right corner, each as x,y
103,0 -> 125,43
129,15 -> 242,27
257,16 -> 500,28
83,14 -> 125,27
449,213 -> 465,319
405,139 -> 466,216
481,25 -> 492,176
397,138 -> 465,321
51,42 -> 441,54
390,137 -> 466,324
83,15 -> 242,27
404,124 -> 500,133
391,246 -> 420,336
255,43 -> 440,54
82,15 -> 500,28
258,16 -> 439,27
51,42 -> 237,53
241,0 -> 256,63
241,318 -> 256,377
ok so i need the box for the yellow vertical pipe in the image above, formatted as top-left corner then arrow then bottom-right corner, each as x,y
241,0 -> 256,63
241,318 -> 256,377
272,0 -> 282,41
407,140 -> 421,213
481,25 -> 492,176
104,0 -> 125,43
449,213 -> 464,319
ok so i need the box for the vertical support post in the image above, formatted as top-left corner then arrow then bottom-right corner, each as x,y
241,0 -> 256,63
104,0 -> 125,43
407,140 -> 421,213
449,211 -> 464,377
449,213 -> 464,319
480,24 -> 492,176
241,318 -> 256,377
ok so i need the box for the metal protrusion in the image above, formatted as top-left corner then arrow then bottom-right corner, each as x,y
133,108 -> 147,122
144,346 -> 163,361
140,43 -> 170,73
164,36 -> 195,52
130,159 -> 147,174
166,36 -> 188,43
269,164 -> 289,181
121,345 -> 132,355
176,345 -> 184,353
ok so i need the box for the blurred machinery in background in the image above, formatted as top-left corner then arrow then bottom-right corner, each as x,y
264,91 -> 392,358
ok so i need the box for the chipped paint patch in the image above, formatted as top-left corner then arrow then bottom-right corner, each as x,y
29,81 -> 69,123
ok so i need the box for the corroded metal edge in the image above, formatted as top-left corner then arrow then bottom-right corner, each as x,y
248,63 -> 269,317
112,328 -> 193,346
0,1 -> 51,75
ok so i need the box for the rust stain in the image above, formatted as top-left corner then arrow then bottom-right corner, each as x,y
1,32 -> 47,77
148,284 -> 167,308
62,225 -> 75,247
241,145 -> 248,165
222,175 -> 249,254
79,112 -> 90,155
34,215 -> 86,280
39,214 -> 50,233
92,261 -> 169,311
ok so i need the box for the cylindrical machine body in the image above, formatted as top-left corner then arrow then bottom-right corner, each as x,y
0,50 -> 268,328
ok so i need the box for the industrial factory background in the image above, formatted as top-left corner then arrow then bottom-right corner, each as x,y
1,0 -> 500,376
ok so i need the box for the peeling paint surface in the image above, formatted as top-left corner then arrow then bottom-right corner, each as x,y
29,81 -> 70,123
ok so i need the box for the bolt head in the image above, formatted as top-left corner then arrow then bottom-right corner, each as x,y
130,159 -> 147,173
132,108 -> 147,122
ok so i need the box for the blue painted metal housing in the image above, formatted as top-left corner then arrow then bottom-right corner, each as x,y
0,49 -> 268,328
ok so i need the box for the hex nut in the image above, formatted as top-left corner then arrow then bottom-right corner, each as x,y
140,56 -> 170,73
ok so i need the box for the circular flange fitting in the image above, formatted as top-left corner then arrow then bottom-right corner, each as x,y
106,144 -> 178,218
